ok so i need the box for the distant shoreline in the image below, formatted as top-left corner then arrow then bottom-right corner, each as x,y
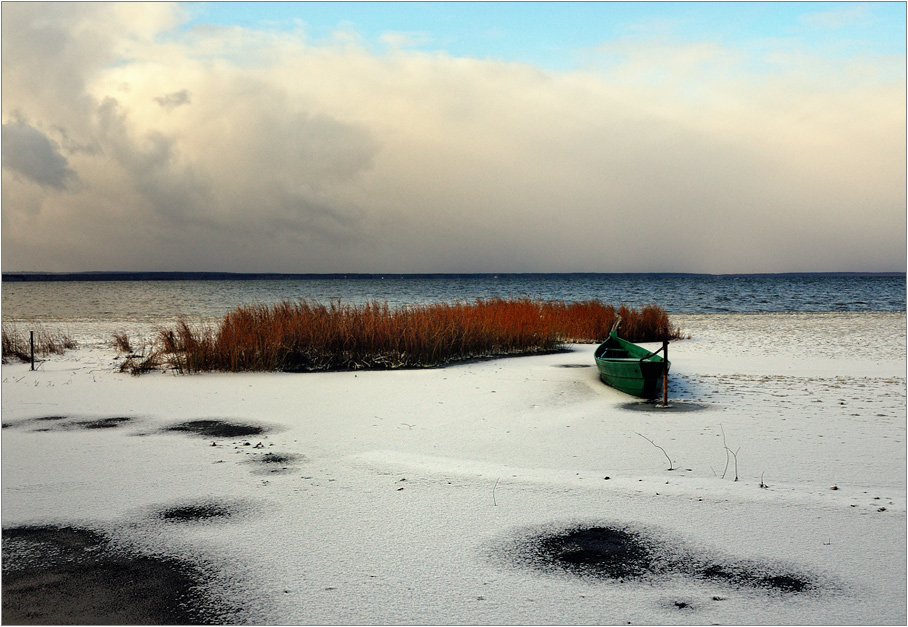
2,271 -> 905,282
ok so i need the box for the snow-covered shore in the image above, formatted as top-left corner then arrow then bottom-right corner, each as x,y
2,312 -> 905,624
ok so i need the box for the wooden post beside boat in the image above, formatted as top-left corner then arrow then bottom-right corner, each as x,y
662,339 -> 668,406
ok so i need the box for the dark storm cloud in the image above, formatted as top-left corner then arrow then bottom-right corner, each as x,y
1,119 -> 75,189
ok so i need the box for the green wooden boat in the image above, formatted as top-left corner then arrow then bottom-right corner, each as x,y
594,325 -> 670,398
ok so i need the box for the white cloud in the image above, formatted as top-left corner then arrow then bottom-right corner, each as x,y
801,4 -> 873,30
1,4 -> 904,273
379,31 -> 432,49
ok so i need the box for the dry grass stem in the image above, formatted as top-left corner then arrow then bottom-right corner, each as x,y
2,325 -> 76,363
112,332 -> 133,353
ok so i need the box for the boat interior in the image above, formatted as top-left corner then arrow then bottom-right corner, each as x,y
597,347 -> 630,359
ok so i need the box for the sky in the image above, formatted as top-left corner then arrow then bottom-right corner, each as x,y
2,2 -> 905,274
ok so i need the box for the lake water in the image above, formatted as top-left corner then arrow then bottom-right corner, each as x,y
1,274 -> 904,323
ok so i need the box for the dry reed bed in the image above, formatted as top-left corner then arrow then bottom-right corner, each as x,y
133,299 -> 680,374
1,325 -> 77,363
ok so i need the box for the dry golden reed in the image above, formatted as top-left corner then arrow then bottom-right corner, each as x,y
1,324 -> 76,363
111,332 -> 133,353
152,298 -> 681,374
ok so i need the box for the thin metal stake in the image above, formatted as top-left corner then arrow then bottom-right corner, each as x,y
30,330 -> 35,371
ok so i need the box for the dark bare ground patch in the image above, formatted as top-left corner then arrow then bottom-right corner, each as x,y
165,420 -> 266,439
509,525 -> 670,582
245,451 -> 303,474
1,415 -> 66,429
76,417 -> 133,430
256,452 -> 299,465
693,562 -> 814,593
2,525 -> 238,624
555,364 -> 593,368
620,401 -> 711,413
158,503 -> 234,523
502,523 -> 824,596
2,416 -> 134,432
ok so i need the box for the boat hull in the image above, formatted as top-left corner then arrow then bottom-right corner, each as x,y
594,332 -> 670,399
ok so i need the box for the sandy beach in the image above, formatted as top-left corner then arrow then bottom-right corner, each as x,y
2,312 -> 905,625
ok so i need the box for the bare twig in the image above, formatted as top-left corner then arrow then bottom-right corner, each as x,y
719,425 -> 740,481
636,432 -> 674,470
720,424 -> 731,479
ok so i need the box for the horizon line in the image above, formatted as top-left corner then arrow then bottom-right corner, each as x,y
3,270 -> 905,282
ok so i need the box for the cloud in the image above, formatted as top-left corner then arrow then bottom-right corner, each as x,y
1,4 -> 904,273
154,89 -> 191,110
380,31 -> 432,49
1,119 -> 76,189
801,5 -> 872,30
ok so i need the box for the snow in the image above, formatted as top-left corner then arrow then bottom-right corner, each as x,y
2,312 -> 905,624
